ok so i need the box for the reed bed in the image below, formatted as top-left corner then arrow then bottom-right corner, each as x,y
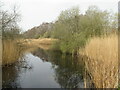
0,39 -> 2,66
20,38 -> 57,50
80,34 -> 118,88
2,39 -> 23,66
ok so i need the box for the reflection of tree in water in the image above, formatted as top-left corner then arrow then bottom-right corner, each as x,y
2,55 -> 32,88
32,48 -> 50,62
55,67 -> 83,88
32,48 -> 85,88
2,62 -> 23,88
53,55 -> 84,88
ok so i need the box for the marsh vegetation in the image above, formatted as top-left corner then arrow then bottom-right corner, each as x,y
1,2 -> 118,88
81,34 -> 118,88
2,40 -> 24,65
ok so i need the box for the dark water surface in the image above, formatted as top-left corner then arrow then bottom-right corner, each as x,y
2,48 -> 85,88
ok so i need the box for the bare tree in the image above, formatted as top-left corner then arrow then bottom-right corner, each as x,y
0,3 -> 21,39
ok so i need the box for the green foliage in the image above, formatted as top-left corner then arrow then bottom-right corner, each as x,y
43,31 -> 51,38
48,6 -> 113,54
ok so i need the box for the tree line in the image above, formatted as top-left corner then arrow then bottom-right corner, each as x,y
1,3 -> 117,54
23,6 -> 117,54
43,6 -> 117,54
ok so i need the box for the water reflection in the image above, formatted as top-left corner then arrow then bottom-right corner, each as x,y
2,65 -> 20,88
32,48 -> 85,88
2,55 -> 32,88
3,48 -> 85,88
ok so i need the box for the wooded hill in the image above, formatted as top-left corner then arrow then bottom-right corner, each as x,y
23,22 -> 53,39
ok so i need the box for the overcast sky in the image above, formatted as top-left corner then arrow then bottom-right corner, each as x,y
1,0 -> 119,31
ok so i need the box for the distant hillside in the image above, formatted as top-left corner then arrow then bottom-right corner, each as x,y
23,22 -> 53,39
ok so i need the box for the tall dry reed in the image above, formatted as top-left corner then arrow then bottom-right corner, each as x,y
0,39 -> 2,66
80,34 -> 118,88
2,39 -> 23,66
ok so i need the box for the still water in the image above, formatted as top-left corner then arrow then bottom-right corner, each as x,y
2,48 -> 85,88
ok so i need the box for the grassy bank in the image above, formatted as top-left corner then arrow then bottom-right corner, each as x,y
80,34 -> 118,88
20,38 -> 57,50
2,38 -> 57,66
2,39 -> 23,66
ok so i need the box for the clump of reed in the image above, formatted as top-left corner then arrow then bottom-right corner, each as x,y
0,39 -> 2,66
80,34 -> 118,88
2,39 -> 23,66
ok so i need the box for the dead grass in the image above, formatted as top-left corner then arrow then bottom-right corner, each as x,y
2,40 -> 23,65
0,39 -> 2,66
80,34 -> 118,88
20,38 -> 57,50
2,38 -> 57,65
